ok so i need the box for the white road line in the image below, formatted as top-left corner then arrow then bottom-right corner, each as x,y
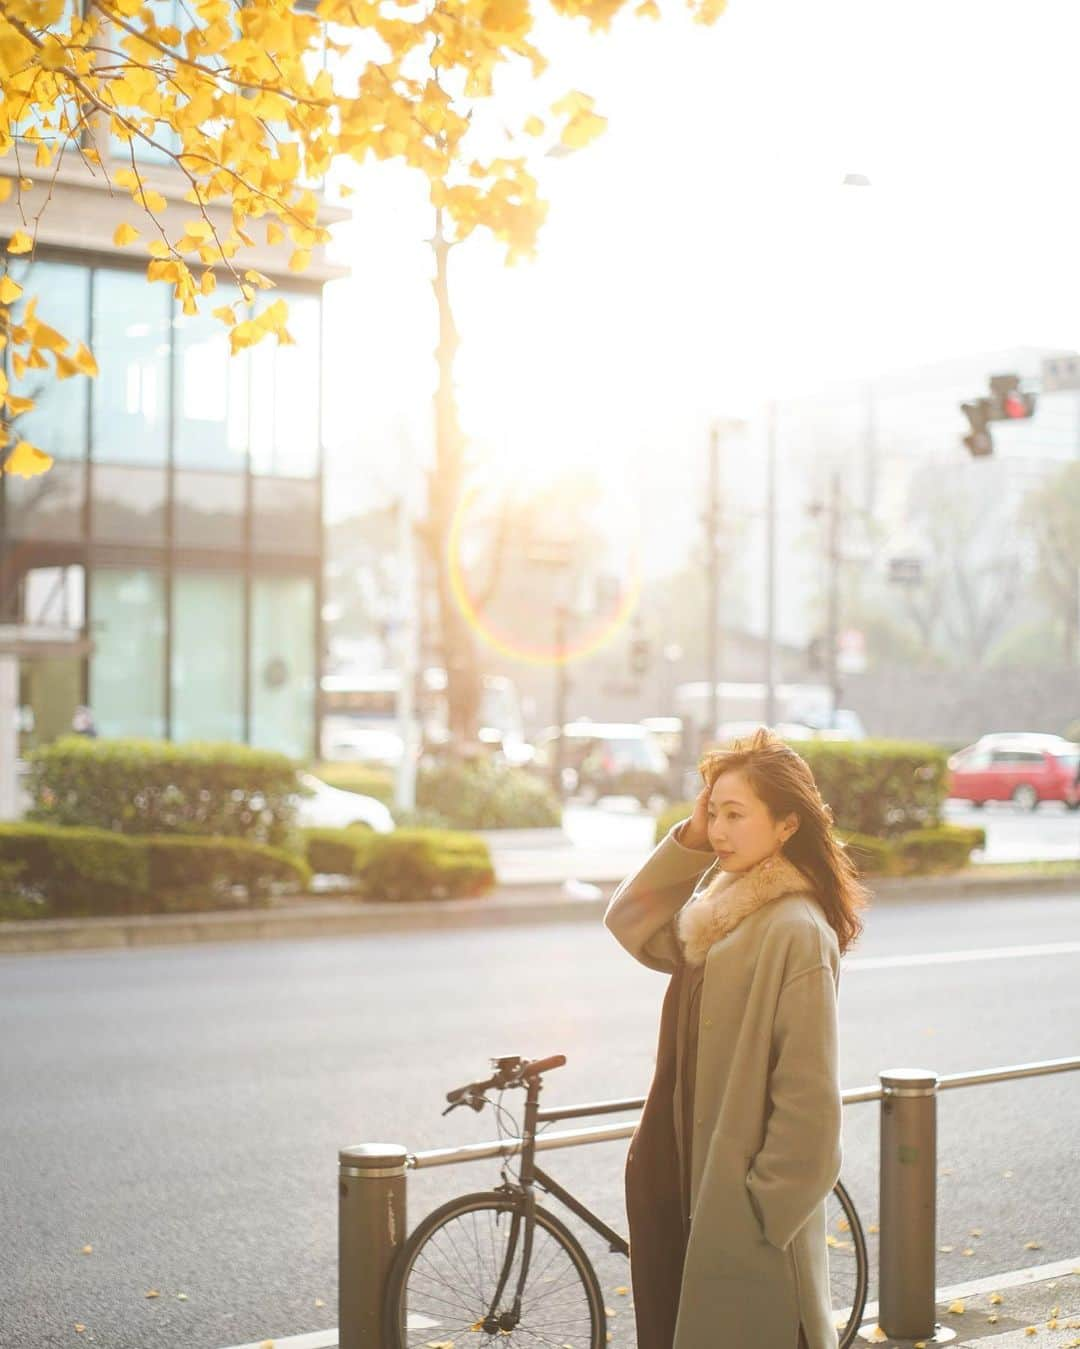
845,940 -> 1080,972
217,1332 -> 338,1349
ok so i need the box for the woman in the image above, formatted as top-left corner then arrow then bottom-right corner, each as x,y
604,728 -> 867,1349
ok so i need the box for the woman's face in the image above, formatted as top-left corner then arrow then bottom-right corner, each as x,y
705,769 -> 798,873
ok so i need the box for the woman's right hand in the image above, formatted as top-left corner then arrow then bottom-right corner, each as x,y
676,782 -> 712,851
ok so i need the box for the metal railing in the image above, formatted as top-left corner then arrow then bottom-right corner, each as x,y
338,1054 -> 1080,1347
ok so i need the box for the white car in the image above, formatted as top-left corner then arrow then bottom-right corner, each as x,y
293,773 -> 394,833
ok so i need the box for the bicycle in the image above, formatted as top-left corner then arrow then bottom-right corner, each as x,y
384,1053 -> 870,1348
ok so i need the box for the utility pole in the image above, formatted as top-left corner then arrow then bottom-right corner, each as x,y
825,467 -> 842,726
764,402 -> 778,727
552,603 -> 569,794
705,423 -> 721,748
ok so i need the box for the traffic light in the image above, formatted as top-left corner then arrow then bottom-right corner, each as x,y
961,399 -> 993,457
629,637 -> 650,678
960,374 -> 1037,457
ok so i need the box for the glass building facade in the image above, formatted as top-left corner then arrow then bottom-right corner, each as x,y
0,251 -> 323,760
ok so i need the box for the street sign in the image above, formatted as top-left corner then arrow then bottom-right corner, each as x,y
1040,353 -> 1080,393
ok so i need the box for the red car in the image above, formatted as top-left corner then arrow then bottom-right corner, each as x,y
948,736 -> 1080,810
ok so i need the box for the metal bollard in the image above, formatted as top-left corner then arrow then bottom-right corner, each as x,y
878,1069 -> 951,1342
339,1143 -> 408,1349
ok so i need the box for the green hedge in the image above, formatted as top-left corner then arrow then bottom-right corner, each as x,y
356,829 -> 495,902
301,826 -> 376,877
309,763 -> 395,803
836,831 -> 899,877
416,760 -> 562,830
26,737 -> 299,846
895,826 -> 986,874
655,801 -> 693,844
0,824 -> 309,917
794,740 -> 947,838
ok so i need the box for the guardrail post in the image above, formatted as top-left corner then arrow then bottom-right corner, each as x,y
339,1143 -> 408,1349
879,1069 -> 942,1341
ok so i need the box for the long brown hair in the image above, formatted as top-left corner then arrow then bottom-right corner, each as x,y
699,728 -> 868,954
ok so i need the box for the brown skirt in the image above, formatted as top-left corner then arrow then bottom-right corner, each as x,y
625,968 -> 811,1349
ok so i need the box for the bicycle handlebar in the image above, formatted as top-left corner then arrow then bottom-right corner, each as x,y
445,1054 -> 567,1107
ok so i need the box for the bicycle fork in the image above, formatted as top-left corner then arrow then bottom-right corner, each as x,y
483,1079 -> 543,1333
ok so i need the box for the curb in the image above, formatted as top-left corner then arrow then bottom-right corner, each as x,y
0,870 -> 1075,957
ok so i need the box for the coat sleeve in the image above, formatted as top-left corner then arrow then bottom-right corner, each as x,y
603,823 -> 716,974
745,962 -> 843,1250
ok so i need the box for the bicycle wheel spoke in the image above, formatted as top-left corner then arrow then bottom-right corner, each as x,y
394,1200 -> 600,1349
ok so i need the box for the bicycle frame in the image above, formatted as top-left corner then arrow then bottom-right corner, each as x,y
492,1078 -> 631,1330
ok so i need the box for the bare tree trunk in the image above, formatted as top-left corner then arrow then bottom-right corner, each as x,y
427,211 -> 480,748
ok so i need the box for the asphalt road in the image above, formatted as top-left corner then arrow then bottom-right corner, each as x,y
1,884 -> 1078,1349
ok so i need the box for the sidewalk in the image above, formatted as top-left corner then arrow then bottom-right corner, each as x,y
214,1257 -> 1080,1349
0,863 -> 1076,955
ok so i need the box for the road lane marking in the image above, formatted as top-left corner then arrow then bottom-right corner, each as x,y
845,940 -> 1080,972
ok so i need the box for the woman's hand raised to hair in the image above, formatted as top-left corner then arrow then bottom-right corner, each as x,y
676,783 -> 713,852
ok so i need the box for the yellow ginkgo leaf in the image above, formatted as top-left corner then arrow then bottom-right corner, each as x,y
962,1248 -> 974,1256
0,180 -> 13,203
990,1293 -> 1003,1304
0,274 -> 22,303
939,1245 -> 954,1253
4,441 -> 53,477
5,395 -> 35,414
864,1327 -> 887,1343
1025,1240 -> 1043,1250
113,223 -> 140,246
266,221 -> 285,245
7,231 -> 33,254
74,1325 -> 86,1334
614,1286 -> 628,1295
288,248 -> 311,272
73,344 -> 98,377
988,1313 -> 999,1323
948,1300 -> 966,1314
970,1228 -> 983,1237
524,115 -> 544,136
1024,1328 -> 1037,1337
145,1289 -> 160,1298
81,1245 -> 93,1255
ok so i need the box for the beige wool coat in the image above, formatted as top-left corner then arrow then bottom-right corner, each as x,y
605,824 -> 843,1349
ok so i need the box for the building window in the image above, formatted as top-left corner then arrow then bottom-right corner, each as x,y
89,568 -> 166,738
7,259 -> 91,462
171,571 -> 244,743
251,477 -> 320,556
90,464 -> 167,545
172,287 -> 250,472
173,469 -> 246,550
4,461 -> 86,542
251,573 -> 315,759
250,291 -> 321,478
91,268 -> 171,464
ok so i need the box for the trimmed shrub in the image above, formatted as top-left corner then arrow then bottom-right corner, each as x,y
357,829 -> 495,902
144,836 -> 310,909
0,824 -> 308,916
301,827 -> 376,877
895,825 -> 986,875
417,759 -> 561,830
309,762 -> 394,803
0,823 -> 150,916
655,801 -> 694,845
836,831 -> 898,877
784,740 -> 948,839
26,737 -> 299,845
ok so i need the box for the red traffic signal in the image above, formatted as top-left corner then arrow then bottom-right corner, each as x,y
1002,391 -> 1036,419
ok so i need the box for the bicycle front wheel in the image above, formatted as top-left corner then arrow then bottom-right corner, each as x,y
827,1180 -> 869,1349
385,1190 -> 606,1349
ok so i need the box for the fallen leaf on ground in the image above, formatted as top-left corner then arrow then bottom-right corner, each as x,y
988,1314 -> 999,1324
868,1223 -> 880,1234
864,1327 -> 887,1343
939,1245 -> 954,1253
176,1293 -> 188,1301
145,1290 -> 160,1299
1024,1328 -> 1037,1337
314,1299 -> 324,1308
81,1245 -> 93,1255
74,1326 -> 86,1334
962,1248 -> 975,1256
948,1299 -> 965,1314
970,1228 -> 983,1237
614,1286 -> 629,1295
1025,1241 -> 1043,1250
990,1293 -> 1003,1304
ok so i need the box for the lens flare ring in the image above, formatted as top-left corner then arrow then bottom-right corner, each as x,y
446,483 -> 642,668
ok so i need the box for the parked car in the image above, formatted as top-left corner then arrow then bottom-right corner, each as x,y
293,772 -> 395,832
534,722 -> 671,806
947,737 -> 1080,811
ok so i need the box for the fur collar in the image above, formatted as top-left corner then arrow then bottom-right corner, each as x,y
676,851 -> 815,968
